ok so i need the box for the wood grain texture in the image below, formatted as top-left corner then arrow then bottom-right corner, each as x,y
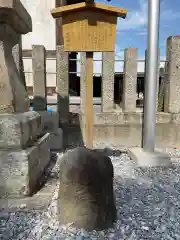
85,52 -> 93,149
62,10 -> 117,52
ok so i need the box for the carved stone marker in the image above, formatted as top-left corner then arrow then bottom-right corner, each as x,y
0,0 -> 32,113
58,147 -> 116,230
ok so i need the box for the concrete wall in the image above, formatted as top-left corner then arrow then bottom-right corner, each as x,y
77,112 -> 180,149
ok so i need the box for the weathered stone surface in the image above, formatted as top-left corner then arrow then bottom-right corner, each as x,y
122,48 -> 138,112
91,112 -> 180,149
0,133 -> 51,198
32,45 -> 47,111
0,0 -> 32,34
0,111 -> 42,149
0,0 -> 31,113
102,52 -> 115,112
56,45 -> 69,124
58,147 -> 116,231
164,36 -> 180,113
12,36 -> 27,91
0,24 -> 29,113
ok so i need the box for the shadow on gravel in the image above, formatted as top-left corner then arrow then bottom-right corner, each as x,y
94,148 -> 125,157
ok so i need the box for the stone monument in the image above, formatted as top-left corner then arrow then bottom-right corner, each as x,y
58,147 -> 116,230
0,0 -> 51,198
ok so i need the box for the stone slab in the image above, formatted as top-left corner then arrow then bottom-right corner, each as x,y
0,133 -> 51,198
128,147 -> 171,167
0,0 -> 32,34
0,111 -> 42,149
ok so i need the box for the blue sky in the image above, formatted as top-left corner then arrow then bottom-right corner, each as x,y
98,0 -> 180,59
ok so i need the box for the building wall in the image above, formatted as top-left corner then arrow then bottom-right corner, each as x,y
21,0 -> 56,50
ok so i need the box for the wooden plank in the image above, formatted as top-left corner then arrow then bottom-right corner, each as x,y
85,52 -> 93,149
55,0 -> 66,45
51,2 -> 127,18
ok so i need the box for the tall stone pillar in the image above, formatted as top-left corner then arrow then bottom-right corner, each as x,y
122,48 -> 138,112
56,45 -> 69,124
164,36 -> 180,113
101,52 -> 115,112
32,45 -> 47,111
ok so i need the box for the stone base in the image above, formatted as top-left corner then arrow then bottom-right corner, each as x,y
128,147 -> 171,167
0,111 -> 42,149
0,133 -> 51,198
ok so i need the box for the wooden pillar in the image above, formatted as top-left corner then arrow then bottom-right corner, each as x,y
80,52 -> 86,112
85,52 -> 94,149
55,0 -> 66,46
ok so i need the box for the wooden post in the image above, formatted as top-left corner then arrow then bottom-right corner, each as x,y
85,52 -> 93,149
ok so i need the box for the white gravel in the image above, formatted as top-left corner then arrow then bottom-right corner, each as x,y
1,149 -> 180,239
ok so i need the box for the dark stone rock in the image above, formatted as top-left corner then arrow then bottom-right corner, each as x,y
58,146 -> 116,231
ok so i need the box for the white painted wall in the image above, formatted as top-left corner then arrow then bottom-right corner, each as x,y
21,0 -> 56,50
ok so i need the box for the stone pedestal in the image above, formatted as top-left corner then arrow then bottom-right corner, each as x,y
128,147 -> 171,167
0,1 -> 52,198
0,112 -> 52,198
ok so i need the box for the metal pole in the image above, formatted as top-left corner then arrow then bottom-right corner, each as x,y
143,0 -> 160,152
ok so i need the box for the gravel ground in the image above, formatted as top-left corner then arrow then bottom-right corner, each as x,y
1,149 -> 180,239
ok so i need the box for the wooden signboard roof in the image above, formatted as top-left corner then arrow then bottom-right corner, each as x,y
51,2 -> 127,19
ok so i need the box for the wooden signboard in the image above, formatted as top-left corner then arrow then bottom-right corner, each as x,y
51,2 -> 127,52
51,2 -> 127,148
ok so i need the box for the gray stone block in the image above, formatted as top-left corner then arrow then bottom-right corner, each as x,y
0,133 -> 51,198
122,48 -> 138,112
102,52 -> 115,112
56,45 -> 69,124
0,111 -> 42,149
58,147 -> 116,230
32,45 -> 47,111
0,0 -> 32,34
